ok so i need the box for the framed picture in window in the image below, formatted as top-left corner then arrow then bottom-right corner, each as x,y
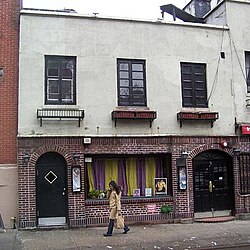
145,188 -> 152,197
133,189 -> 140,197
154,178 -> 167,195
72,166 -> 81,192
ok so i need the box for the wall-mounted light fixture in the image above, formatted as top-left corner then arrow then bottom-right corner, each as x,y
233,148 -> 241,157
22,153 -> 30,164
73,153 -> 80,163
181,151 -> 189,158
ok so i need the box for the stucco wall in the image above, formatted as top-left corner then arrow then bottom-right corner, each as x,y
19,11 -> 241,137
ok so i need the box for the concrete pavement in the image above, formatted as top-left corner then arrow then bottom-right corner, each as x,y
0,220 -> 250,249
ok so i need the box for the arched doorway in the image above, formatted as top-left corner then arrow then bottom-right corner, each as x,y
36,152 -> 68,226
193,150 -> 234,213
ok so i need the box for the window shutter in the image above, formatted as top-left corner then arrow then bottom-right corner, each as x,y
181,63 -> 207,108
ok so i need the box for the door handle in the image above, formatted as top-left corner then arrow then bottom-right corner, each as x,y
209,181 -> 213,192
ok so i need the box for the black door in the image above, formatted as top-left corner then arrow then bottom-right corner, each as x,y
36,152 -> 68,225
193,150 -> 234,212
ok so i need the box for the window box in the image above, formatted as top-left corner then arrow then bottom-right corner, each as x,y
177,111 -> 219,127
111,110 -> 157,127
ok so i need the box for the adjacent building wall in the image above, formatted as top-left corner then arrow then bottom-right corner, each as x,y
0,0 -> 19,228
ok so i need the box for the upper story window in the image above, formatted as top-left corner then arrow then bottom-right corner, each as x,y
117,59 -> 146,106
181,62 -> 208,108
45,56 -> 76,105
245,52 -> 250,92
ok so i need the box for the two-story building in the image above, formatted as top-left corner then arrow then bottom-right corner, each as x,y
18,0 -> 249,228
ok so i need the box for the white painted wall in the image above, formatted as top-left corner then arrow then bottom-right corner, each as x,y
19,6 -> 248,137
206,1 -> 250,125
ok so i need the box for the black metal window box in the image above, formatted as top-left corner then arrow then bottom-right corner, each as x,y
177,111 -> 219,128
111,110 -> 157,127
37,108 -> 84,127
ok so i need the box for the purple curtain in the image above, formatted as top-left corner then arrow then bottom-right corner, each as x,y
136,158 -> 146,196
92,158 -> 105,190
118,159 -> 127,196
156,158 -> 163,178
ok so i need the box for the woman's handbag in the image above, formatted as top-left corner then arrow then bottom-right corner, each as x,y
115,214 -> 124,229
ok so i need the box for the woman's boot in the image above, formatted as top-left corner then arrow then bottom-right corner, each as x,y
103,219 -> 115,236
123,224 -> 130,234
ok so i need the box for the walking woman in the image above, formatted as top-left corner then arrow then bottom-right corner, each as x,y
103,180 -> 130,236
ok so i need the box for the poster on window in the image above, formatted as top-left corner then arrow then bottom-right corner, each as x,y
154,178 -> 167,195
179,166 -> 187,190
133,189 -> 140,197
72,166 -> 81,192
145,188 -> 152,197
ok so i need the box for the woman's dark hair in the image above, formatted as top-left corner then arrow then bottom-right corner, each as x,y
109,181 -> 121,194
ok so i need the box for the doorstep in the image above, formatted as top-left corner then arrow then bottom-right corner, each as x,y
195,216 -> 235,223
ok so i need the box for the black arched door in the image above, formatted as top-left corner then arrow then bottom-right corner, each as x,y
36,152 -> 68,226
193,150 -> 234,212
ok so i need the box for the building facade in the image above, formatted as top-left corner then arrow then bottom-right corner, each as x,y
0,0 -> 20,228
18,0 -> 250,228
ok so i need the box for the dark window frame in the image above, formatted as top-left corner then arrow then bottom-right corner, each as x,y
181,62 -> 208,108
45,55 -> 76,105
117,59 -> 147,107
84,154 -> 172,199
238,154 -> 250,195
245,51 -> 250,93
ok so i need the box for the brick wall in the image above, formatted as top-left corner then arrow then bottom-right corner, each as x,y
18,135 -> 250,228
85,197 -> 174,226
18,138 -> 86,228
0,0 -> 19,163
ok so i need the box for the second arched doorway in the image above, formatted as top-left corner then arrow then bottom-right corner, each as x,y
193,150 -> 234,213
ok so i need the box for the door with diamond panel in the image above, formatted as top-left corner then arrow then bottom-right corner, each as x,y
36,152 -> 68,226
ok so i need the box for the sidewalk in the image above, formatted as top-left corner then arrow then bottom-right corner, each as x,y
1,220 -> 250,250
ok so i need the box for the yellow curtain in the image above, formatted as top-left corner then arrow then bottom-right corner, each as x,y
145,157 -> 156,192
105,159 -> 118,190
87,163 -> 95,192
126,158 -> 137,196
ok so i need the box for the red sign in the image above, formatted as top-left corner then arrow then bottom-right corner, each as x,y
147,204 -> 156,213
241,125 -> 250,135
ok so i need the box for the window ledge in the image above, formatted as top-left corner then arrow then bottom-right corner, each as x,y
85,196 -> 173,206
177,111 -> 219,128
115,106 -> 150,111
111,110 -> 157,127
